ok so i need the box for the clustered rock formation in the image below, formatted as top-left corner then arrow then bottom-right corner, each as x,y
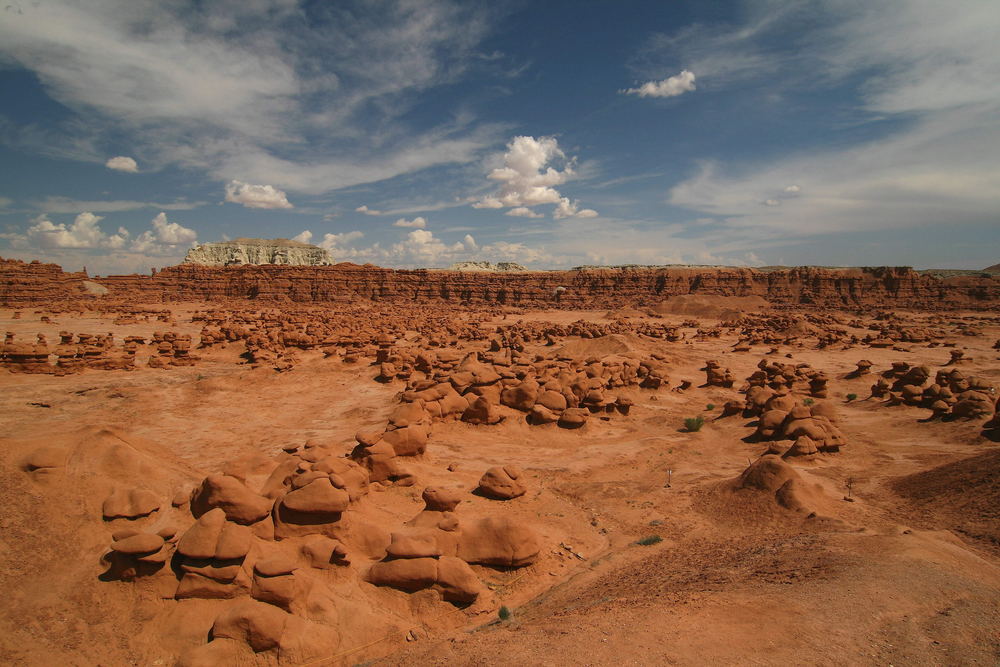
33,432 -> 544,665
0,330 -> 196,373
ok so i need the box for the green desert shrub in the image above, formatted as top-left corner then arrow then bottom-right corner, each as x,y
498,606 -> 512,621
636,535 -> 663,546
846,393 -> 858,402
684,416 -> 705,432
705,403 -> 715,411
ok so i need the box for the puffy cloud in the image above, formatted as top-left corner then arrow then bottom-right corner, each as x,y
471,197 -> 503,209
106,227 -> 130,249
356,205 -> 382,216
784,185 -> 801,193
393,216 -> 427,228
130,212 -> 197,255
762,199 -> 781,207
292,230 -> 313,243
505,207 -> 543,219
623,70 -> 696,98
105,156 -> 138,172
318,231 -> 364,252
16,211 -> 197,264
553,197 -> 598,219
224,180 -> 293,209
475,136 -> 598,219
27,212 -> 108,248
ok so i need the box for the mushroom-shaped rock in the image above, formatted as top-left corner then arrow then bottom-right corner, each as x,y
558,407 -> 589,429
111,532 -> 166,556
422,486 -> 463,512
782,435 -> 819,459
211,599 -> 289,653
386,528 -> 446,559
528,404 -> 559,425
461,396 -> 501,425
500,380 -> 539,411
381,423 -> 430,457
301,537 -> 349,568
177,508 -> 252,560
190,474 -> 272,525
458,516 -> 540,567
755,409 -> 788,440
102,487 -> 162,520
476,465 -> 527,500
367,557 -> 437,592
282,478 -> 350,514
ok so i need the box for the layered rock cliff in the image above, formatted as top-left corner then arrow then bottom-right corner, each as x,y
3,257 -> 998,309
0,258 -> 93,306
448,261 -> 527,272
184,238 -> 332,266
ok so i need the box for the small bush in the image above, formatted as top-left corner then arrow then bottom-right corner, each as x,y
684,416 -> 705,432
636,535 -> 663,546
846,393 -> 858,402
802,398 -> 814,406
705,403 -> 715,411
498,605 -> 512,621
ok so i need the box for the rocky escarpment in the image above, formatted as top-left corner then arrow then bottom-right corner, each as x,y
447,261 -> 527,272
184,238 -> 332,267
0,258 -> 93,306
3,258 -> 999,309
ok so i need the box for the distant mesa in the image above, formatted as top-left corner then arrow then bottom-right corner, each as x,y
184,238 -> 332,267
984,263 -> 1000,273
447,261 -> 527,272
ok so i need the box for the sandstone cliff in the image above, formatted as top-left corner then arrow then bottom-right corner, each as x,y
447,261 -> 527,272
3,257 -> 998,309
184,238 -> 332,266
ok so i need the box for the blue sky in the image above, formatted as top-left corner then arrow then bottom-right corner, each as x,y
0,0 -> 998,275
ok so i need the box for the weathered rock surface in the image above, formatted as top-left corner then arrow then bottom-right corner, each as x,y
4,258 -> 998,309
183,238 -> 332,267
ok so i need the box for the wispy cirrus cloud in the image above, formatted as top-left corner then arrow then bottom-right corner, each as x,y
661,0 -> 1000,243
0,0 -> 507,195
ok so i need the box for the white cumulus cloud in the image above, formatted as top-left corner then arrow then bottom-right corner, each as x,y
292,230 -> 313,243
27,212 -> 108,248
475,136 -> 598,219
624,70 -> 696,98
105,156 -> 138,173
393,216 -> 427,228
356,205 -> 382,216
505,207 -> 543,218
318,231 -> 364,252
130,212 -> 197,254
224,180 -> 293,209
553,197 -> 599,219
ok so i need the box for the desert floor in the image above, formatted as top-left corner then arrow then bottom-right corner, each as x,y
1,303 -> 998,666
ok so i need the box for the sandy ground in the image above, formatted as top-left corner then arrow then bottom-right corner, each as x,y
1,303 -> 998,666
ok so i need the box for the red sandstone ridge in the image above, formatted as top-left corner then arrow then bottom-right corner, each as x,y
2,256 -> 999,309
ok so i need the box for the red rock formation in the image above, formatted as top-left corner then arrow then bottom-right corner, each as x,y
4,256 -> 999,309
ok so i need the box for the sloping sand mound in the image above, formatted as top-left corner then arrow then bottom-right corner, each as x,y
648,294 -> 770,318
603,307 -> 648,319
890,449 -> 1000,552
697,455 -> 845,527
554,333 -> 636,359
